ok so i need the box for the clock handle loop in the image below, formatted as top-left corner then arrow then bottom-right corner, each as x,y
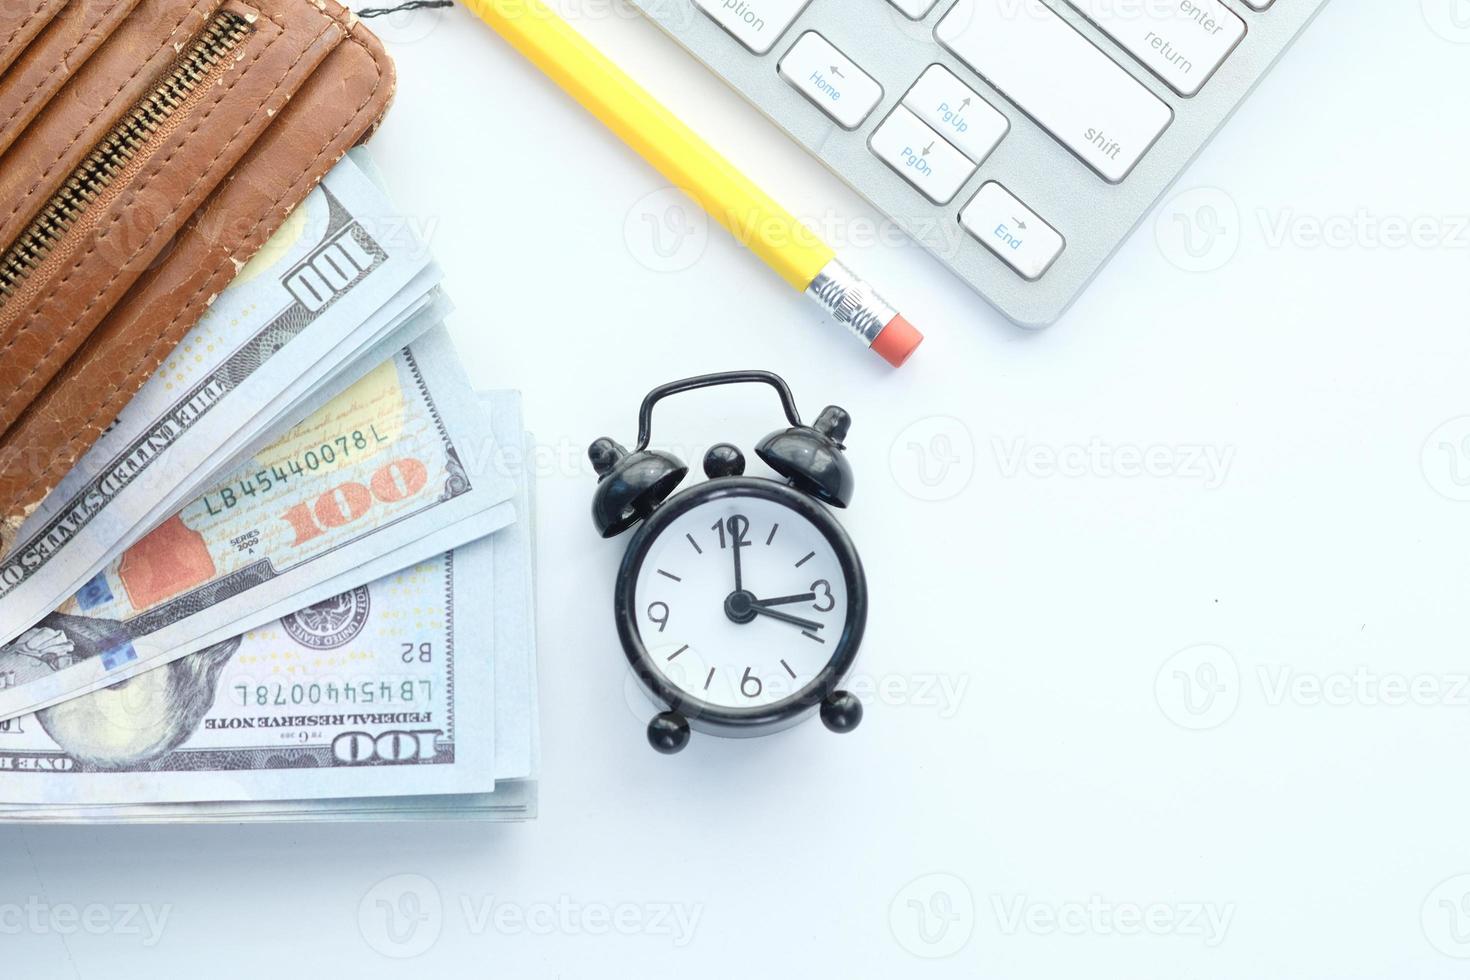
634,371 -> 802,451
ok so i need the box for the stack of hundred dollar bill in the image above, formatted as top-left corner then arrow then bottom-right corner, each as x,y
0,151 -> 539,822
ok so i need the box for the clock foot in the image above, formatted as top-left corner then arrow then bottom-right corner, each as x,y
820,691 -> 863,734
647,712 -> 691,754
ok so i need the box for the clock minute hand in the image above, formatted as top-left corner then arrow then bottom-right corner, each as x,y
754,592 -> 817,608
732,532 -> 742,592
748,605 -> 824,632
726,515 -> 749,593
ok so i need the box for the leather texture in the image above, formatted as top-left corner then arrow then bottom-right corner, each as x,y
0,0 -> 395,548
0,0 -> 146,157
0,0 -> 70,77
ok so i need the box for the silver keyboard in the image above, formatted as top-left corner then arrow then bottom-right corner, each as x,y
628,0 -> 1330,326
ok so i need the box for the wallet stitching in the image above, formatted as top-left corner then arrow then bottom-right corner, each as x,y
0,0 -> 130,145
106,5 -> 292,222
7,19 -> 383,508
0,1 -> 203,242
0,3 -> 54,59
0,12 -> 292,410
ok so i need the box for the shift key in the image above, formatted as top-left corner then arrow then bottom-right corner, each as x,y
937,0 -> 1173,182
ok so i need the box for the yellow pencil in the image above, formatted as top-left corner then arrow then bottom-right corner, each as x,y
460,0 -> 923,367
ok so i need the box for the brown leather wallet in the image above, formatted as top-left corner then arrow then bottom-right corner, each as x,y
0,0 -> 395,550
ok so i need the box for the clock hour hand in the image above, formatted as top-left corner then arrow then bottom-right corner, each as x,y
754,592 -> 817,608
748,605 -> 823,632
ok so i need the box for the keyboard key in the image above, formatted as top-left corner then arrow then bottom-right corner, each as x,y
869,106 -> 976,205
887,0 -> 941,18
901,65 -> 1009,165
1068,0 -> 1246,96
693,0 -> 813,55
959,182 -> 1065,280
936,0 -> 1173,182
778,32 -> 883,129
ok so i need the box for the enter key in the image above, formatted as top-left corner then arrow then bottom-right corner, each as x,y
1069,0 -> 1246,97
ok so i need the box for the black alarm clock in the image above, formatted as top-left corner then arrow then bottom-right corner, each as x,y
589,371 -> 868,754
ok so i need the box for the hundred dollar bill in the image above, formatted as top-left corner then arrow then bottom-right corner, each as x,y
0,391 -> 540,823
481,393 -> 540,789
0,153 -> 441,645
126,285 -> 452,553
0,792 -> 536,823
0,328 -> 515,722
0,539 -> 494,805
140,151 -> 454,538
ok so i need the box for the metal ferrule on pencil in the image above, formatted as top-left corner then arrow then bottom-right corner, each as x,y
804,258 -> 897,347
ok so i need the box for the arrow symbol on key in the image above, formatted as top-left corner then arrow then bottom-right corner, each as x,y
960,97 -> 971,110
830,65 -> 844,78
1013,216 -> 1027,229
923,142 -> 934,156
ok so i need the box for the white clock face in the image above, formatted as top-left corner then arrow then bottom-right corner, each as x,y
632,492 -> 850,710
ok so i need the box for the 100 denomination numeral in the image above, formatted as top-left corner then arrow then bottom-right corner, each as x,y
280,457 -> 429,546
331,728 -> 443,765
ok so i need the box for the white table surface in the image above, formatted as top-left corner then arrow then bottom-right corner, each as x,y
9,0 -> 1470,976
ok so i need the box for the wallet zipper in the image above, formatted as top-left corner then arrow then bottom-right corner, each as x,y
0,10 -> 253,311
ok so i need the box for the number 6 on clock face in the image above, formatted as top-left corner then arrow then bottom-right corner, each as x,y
616,478 -> 866,734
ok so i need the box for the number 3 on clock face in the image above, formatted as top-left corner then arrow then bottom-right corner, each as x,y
618,480 -> 866,727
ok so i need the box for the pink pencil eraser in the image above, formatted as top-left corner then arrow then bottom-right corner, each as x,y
871,314 -> 923,368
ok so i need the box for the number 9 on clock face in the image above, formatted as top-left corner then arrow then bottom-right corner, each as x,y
617,479 -> 867,733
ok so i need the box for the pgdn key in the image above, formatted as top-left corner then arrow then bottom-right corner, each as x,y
870,107 -> 976,205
